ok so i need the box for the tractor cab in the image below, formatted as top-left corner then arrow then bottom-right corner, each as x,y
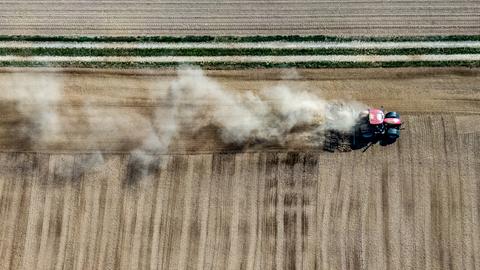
368,108 -> 385,125
358,107 -> 402,141
367,108 -> 386,135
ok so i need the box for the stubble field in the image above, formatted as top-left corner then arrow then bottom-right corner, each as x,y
0,68 -> 479,269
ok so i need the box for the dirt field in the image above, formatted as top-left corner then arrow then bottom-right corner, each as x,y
1,0 -> 479,36
0,68 -> 479,270
0,68 -> 478,152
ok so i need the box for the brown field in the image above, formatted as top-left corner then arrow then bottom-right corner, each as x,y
0,68 -> 479,269
1,0 -> 479,36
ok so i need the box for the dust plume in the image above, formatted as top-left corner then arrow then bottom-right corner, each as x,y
1,68 -> 366,175
166,67 -> 367,147
280,68 -> 301,80
0,74 -> 62,146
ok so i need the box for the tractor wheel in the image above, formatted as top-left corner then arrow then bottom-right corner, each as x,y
385,111 -> 400,119
386,128 -> 400,139
361,131 -> 374,140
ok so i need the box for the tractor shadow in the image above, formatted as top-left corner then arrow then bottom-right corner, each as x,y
323,125 -> 398,153
351,134 -> 397,152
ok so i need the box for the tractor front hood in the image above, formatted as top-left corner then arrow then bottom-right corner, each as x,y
384,118 -> 402,125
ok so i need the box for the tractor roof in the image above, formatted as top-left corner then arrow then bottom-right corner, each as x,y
368,108 -> 384,125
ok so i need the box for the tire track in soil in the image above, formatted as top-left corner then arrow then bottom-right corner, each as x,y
0,68 -> 478,269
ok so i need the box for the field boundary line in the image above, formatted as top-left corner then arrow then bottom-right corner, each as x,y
1,41 -> 480,49
1,60 -> 479,69
1,35 -> 480,43
1,48 -> 480,57
1,35 -> 479,68
1,54 -> 479,63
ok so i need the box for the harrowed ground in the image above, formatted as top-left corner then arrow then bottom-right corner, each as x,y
1,0 -> 479,36
0,67 -> 479,270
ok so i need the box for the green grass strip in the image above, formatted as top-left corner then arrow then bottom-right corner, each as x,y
0,35 -> 480,43
1,47 -> 480,57
1,60 -> 478,69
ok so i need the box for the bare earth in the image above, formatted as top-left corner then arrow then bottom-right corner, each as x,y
0,68 -> 479,269
1,0 -> 479,36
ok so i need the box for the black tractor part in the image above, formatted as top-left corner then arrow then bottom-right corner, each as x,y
373,123 -> 386,135
385,111 -> 400,119
386,127 -> 400,139
362,131 -> 374,139
358,122 -> 374,139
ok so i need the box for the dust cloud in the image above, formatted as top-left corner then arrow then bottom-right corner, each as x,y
1,74 -> 62,146
166,68 -> 366,147
2,67 -> 366,174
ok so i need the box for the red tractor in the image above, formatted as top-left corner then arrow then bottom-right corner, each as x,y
357,107 -> 402,144
323,107 -> 402,152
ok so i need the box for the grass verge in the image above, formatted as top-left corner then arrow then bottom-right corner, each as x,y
1,61 -> 479,69
0,35 -> 480,43
1,48 -> 480,57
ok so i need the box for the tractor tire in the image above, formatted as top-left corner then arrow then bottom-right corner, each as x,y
362,132 -> 373,139
385,111 -> 400,119
386,128 -> 400,139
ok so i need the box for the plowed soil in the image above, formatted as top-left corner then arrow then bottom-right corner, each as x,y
1,0 -> 479,36
0,68 -> 479,270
